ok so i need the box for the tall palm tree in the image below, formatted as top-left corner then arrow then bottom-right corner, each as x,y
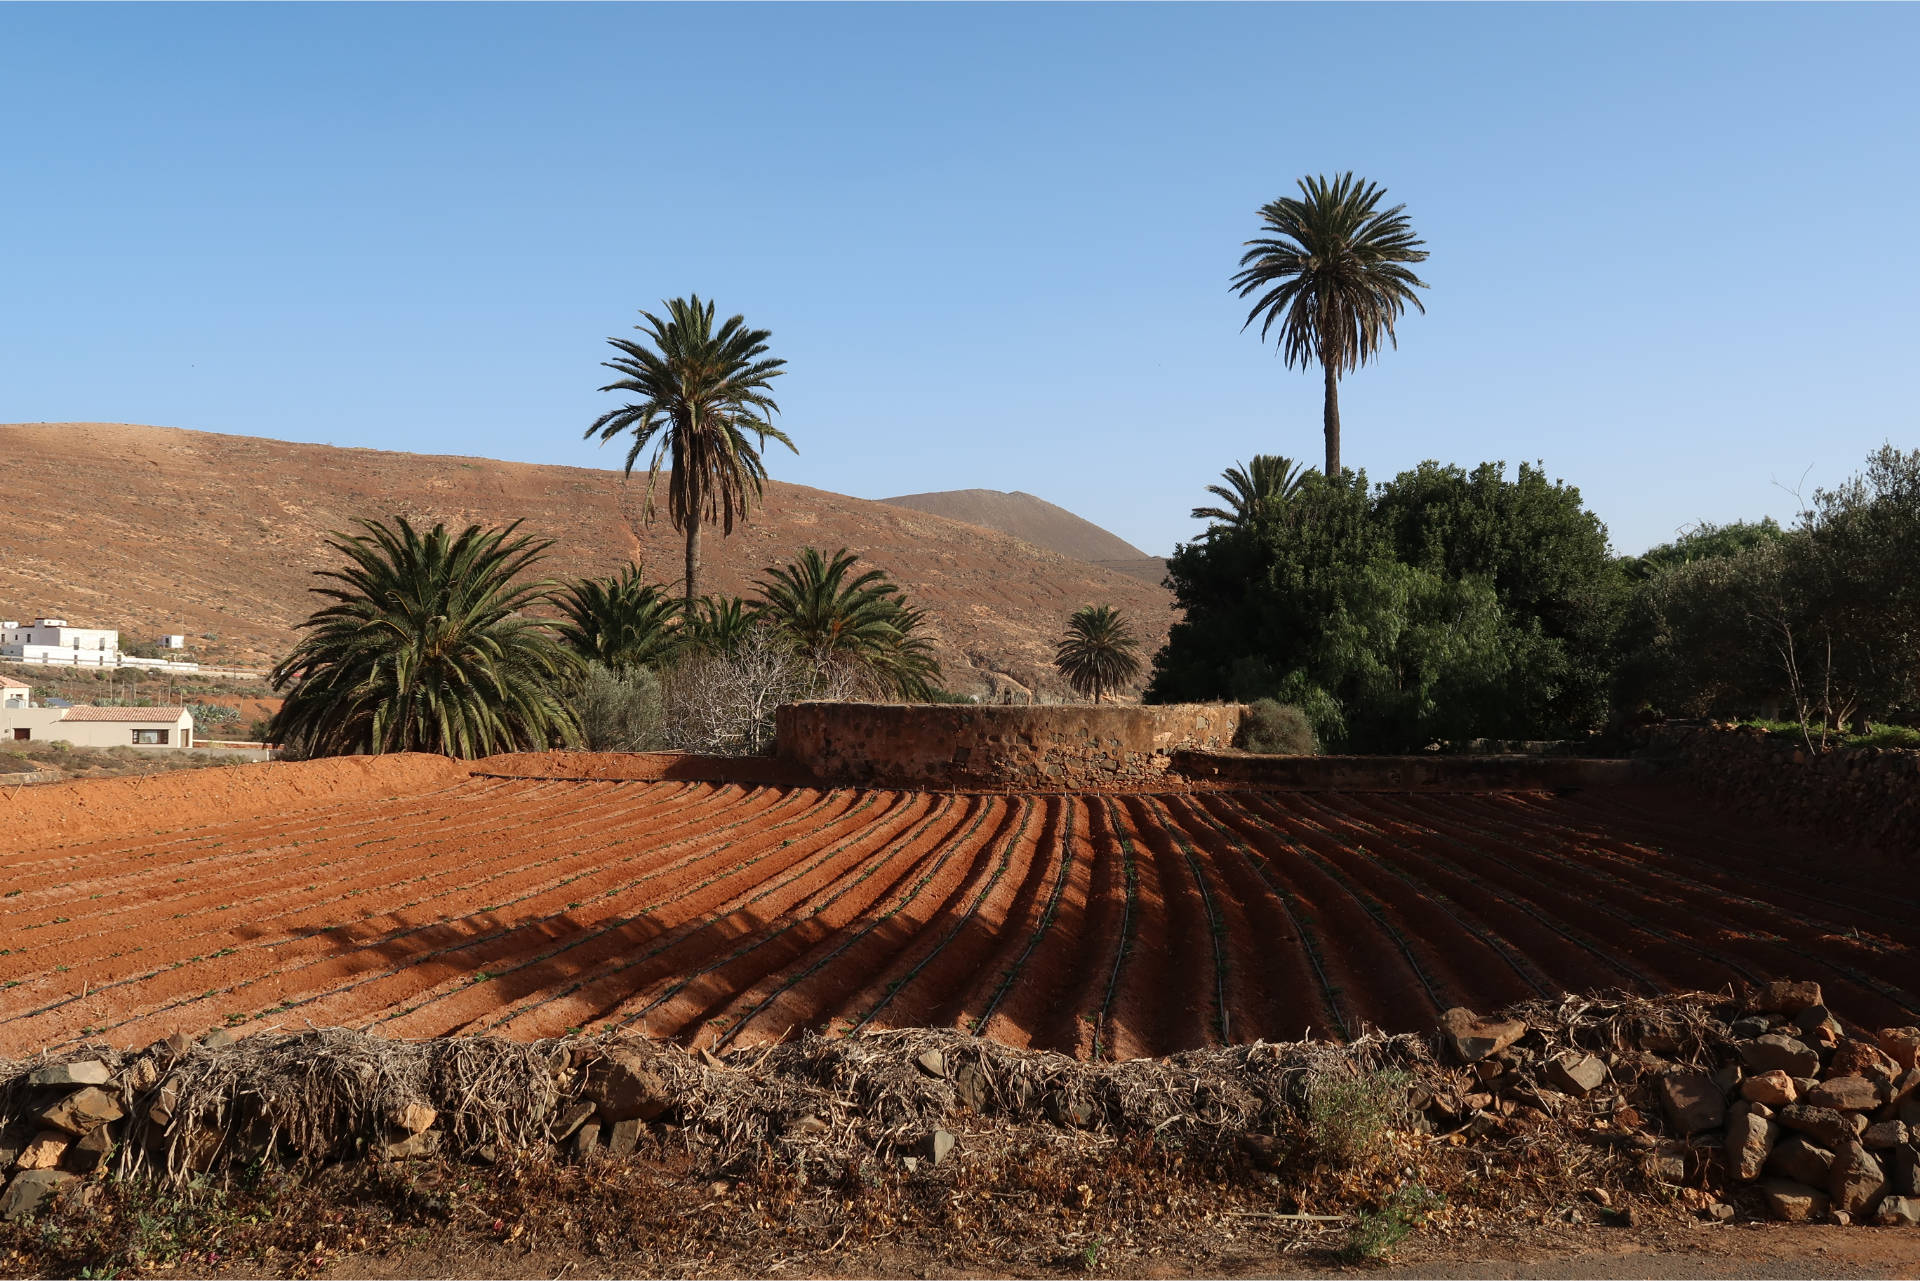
268,518 -> 581,758
755,546 -> 942,699
1191,454 -> 1308,531
1054,605 -> 1141,704
1230,173 -> 1429,479
555,564 -> 682,672
586,296 -> 793,603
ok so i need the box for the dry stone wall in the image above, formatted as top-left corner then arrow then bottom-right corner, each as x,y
774,702 -> 1244,790
1649,725 -> 1920,861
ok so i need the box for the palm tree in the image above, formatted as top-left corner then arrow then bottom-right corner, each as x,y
1054,605 -> 1141,704
683,595 -> 757,657
1230,173 -> 1429,479
1191,454 -> 1308,531
268,518 -> 581,758
755,547 -> 942,699
555,564 -> 682,672
585,296 -> 794,604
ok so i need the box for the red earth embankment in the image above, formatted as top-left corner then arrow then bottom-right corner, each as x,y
3,752 -> 467,848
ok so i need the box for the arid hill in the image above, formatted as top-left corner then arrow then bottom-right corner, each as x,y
881,489 -> 1168,589
0,423 -> 1173,696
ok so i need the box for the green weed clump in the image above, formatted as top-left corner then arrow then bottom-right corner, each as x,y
1300,1067 -> 1408,1169
1235,699 -> 1318,755
1340,1182 -> 1444,1264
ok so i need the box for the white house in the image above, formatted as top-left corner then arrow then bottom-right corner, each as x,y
2,705 -> 194,749
0,619 -> 120,668
159,634 -> 187,650
0,676 -> 30,709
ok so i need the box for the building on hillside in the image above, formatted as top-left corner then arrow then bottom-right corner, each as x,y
0,676 -> 30,709
0,618 -> 120,667
1,705 -> 194,748
159,634 -> 187,649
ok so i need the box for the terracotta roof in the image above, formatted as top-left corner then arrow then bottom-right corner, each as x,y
58,706 -> 189,723
0,676 -> 30,688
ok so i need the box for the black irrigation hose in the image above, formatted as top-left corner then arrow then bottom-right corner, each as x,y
1090,797 -> 1139,1062
1143,797 -> 1230,1045
974,799 -> 1077,1032
847,796 -> 1035,1036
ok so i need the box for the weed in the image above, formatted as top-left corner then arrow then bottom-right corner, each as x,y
1339,1182 -> 1443,1264
1078,1235 -> 1106,1272
1301,1068 -> 1409,1169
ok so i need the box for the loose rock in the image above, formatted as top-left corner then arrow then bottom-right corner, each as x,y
1729,1110 -> 1779,1182
1863,1121 -> 1907,1150
582,1048 -> 669,1124
1807,1076 -> 1881,1113
1829,1141 -> 1889,1217
25,1060 -> 111,1089
1659,1071 -> 1726,1136
1742,1070 -> 1797,1107
1739,1035 -> 1822,1078
1440,1007 -> 1526,1064
1879,1028 -> 1920,1072
0,1170 -> 75,1221
1779,1104 -> 1857,1150
1761,1178 -> 1830,1222
1546,1052 -> 1607,1097
13,1133 -> 69,1172
1752,980 -> 1823,1016
1767,1135 -> 1835,1187
606,1118 -> 643,1157
37,1087 -> 124,1136
914,1049 -> 947,1078
390,1103 -> 438,1136
1876,1196 -> 1919,1227
920,1129 -> 956,1166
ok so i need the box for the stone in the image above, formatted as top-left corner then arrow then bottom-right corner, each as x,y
38,1087 -> 124,1136
1794,1006 -> 1843,1045
66,1128 -> 112,1175
179,1123 -> 223,1173
1793,1076 -> 1822,1098
914,1049 -> 947,1078
698,1047 -> 727,1071
146,1081 -> 180,1128
900,1155 -> 919,1174
1752,980 -> 1823,1016
1749,1101 -> 1774,1120
1879,1028 -> 1920,1072
0,1170 -> 76,1221
1440,1008 -> 1526,1064
783,1115 -> 828,1138
1729,1111 -> 1779,1181
390,1103 -> 438,1136
1902,1096 -> 1920,1128
1779,1104 -> 1857,1150
920,1129 -> 956,1166
1767,1135 -> 1835,1187
952,1064 -> 990,1112
1643,1147 -> 1688,1185
1863,1121 -> 1907,1150
1887,1068 -> 1920,1110
1808,1076 -> 1882,1113
163,1031 -> 195,1058
379,1130 -> 441,1161
1659,1071 -> 1726,1136
1898,1144 -> 1919,1197
572,1122 -> 601,1157
550,1101 -> 596,1142
1875,1196 -> 1919,1227
1830,1040 -> 1899,1086
1760,1178 -> 1830,1222
1742,1070 -> 1798,1107
121,1054 -> 161,1094
200,1028 -> 237,1051
1739,1035 -> 1822,1078
606,1118 -> 643,1157
583,1048 -> 669,1124
13,1133 -> 69,1171
1707,1202 -> 1736,1221
1730,1016 -> 1773,1039
1546,1053 -> 1608,1097
25,1060 -> 111,1089
1712,1063 -> 1743,1095
1831,1211 -> 1852,1226
1830,1141 -> 1889,1216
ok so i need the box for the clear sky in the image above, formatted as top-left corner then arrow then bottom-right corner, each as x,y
4,3 -> 1915,557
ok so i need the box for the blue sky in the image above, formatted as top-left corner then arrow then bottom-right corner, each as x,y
3,3 -> 1915,556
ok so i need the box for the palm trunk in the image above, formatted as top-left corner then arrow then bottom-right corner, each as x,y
683,521 -> 701,606
1322,360 -> 1341,479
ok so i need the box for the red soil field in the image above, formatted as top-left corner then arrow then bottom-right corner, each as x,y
3,763 -> 1913,1059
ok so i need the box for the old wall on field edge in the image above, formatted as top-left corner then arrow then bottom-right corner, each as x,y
775,701 -> 1244,790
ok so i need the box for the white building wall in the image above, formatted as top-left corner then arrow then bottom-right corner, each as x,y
1,708 -> 194,749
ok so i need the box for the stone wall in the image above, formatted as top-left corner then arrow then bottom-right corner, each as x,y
1649,724 -> 1920,858
774,702 -> 1244,791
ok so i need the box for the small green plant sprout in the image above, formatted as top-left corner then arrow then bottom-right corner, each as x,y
1340,1182 -> 1443,1264
1077,1235 -> 1106,1272
1301,1066 -> 1410,1169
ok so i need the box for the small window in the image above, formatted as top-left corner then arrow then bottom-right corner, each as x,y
132,729 -> 170,746
12,728 -> 27,741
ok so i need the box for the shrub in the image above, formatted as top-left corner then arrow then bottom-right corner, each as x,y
1339,1182 -> 1444,1264
574,662 -> 665,752
1300,1067 -> 1408,1169
1235,699 -> 1318,755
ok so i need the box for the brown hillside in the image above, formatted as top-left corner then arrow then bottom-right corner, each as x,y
0,423 -> 1173,697
880,488 -> 1150,563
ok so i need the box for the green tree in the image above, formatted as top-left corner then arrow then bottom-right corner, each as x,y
754,547 -> 942,699
268,518 -> 580,758
555,564 -> 682,672
683,595 -> 756,657
1191,455 -> 1309,532
1622,518 -> 1789,581
586,296 -> 793,603
1231,173 -> 1429,479
1054,605 -> 1143,704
